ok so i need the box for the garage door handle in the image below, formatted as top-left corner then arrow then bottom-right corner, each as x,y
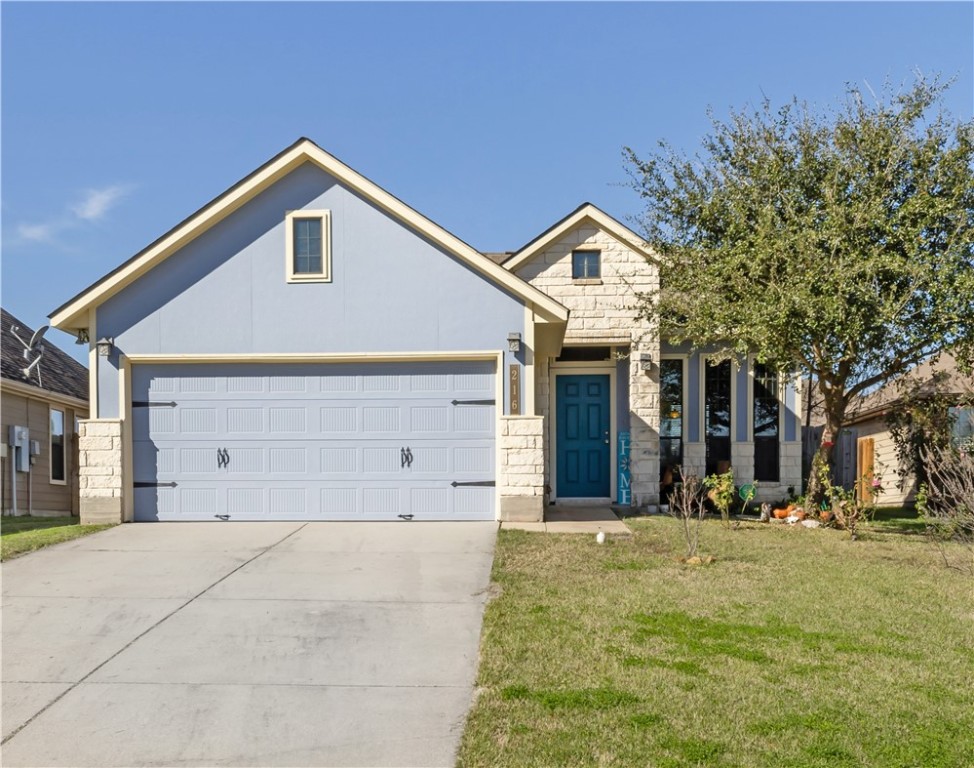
401,447 -> 413,468
217,448 -> 230,468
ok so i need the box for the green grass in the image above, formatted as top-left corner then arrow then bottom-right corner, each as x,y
457,517 -> 974,768
1,516 -> 114,561
865,505 -> 926,535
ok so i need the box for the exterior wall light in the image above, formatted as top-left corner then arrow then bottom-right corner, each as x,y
638,353 -> 653,371
96,337 -> 115,357
507,333 -> 522,353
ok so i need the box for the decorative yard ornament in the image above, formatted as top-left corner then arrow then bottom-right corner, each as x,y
596,530 -> 606,544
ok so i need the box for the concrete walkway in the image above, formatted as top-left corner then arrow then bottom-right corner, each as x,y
1,521 -> 497,767
501,505 -> 632,536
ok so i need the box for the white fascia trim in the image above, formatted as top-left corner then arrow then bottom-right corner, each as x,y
51,140 -> 569,329
504,204 -> 659,273
123,351 -> 504,364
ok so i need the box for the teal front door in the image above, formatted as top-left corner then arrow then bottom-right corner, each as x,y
556,375 -> 611,497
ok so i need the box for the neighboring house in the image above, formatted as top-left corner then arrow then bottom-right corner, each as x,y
1,308 -> 89,516
838,354 -> 974,507
49,138 -> 803,524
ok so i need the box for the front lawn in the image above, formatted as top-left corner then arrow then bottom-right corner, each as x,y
458,517 -> 974,768
1,516 -> 114,561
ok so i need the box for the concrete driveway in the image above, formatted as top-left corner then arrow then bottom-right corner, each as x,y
1,521 -> 497,767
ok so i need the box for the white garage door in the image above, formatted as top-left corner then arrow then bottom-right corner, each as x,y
132,361 -> 496,521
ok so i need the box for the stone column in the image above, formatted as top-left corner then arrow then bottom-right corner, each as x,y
79,419 -> 124,525
732,442 -> 756,484
629,336 -> 661,508
498,415 -> 545,522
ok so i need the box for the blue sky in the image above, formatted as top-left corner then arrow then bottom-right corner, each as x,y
2,2 -> 972,363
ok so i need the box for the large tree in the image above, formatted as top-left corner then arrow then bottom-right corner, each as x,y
626,77 -> 974,500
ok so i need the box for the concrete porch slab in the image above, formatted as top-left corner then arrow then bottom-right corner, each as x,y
500,505 -> 631,536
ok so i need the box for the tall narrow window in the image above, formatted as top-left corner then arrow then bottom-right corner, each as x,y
660,359 -> 684,487
285,209 -> 332,282
293,218 -> 322,274
705,359 -> 732,476
50,408 -> 65,483
753,363 -> 780,482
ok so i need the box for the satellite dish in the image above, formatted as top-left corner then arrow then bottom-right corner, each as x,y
9,324 -> 50,360
28,325 -> 49,349
22,346 -> 45,387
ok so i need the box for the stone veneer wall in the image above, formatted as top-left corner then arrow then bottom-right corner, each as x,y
517,224 -> 661,508
728,441 -> 803,501
78,419 -> 124,525
498,415 -> 545,522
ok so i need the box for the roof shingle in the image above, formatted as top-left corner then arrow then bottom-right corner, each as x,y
1,308 -> 88,402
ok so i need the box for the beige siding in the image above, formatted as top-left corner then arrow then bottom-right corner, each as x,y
854,417 -> 915,506
1,390 -> 86,516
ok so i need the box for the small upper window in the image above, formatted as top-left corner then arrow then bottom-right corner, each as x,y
285,210 -> 332,282
572,250 -> 601,280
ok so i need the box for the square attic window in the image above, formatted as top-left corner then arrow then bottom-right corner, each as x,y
286,210 -> 331,282
572,250 -> 601,280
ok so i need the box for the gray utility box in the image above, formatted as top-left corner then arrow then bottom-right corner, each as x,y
8,426 -> 30,472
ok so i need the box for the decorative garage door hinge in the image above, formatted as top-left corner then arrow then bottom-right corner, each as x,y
132,401 -> 177,408
450,399 -> 495,406
450,480 -> 496,487
134,481 -> 178,488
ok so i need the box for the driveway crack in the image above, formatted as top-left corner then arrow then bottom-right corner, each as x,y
1,523 -> 308,746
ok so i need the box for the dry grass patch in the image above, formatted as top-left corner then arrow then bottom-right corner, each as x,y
458,517 -> 974,768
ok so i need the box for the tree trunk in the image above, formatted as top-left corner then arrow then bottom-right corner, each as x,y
806,386 -> 848,507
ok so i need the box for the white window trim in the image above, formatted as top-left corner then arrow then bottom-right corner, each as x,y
49,406 -> 67,486
285,209 -> 332,283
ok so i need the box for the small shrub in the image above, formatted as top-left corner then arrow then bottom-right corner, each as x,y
917,442 -> 974,575
703,470 -> 736,526
667,470 -> 707,558
816,460 -> 881,538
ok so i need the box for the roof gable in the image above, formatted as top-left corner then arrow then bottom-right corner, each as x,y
2,308 -> 88,402
847,352 -> 974,424
50,139 -> 568,330
503,203 -> 658,272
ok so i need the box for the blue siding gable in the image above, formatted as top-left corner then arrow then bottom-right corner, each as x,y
99,163 -> 524,355
95,162 -> 525,416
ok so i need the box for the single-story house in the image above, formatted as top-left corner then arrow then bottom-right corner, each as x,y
2,308 -> 89,516
837,353 -> 973,506
50,138 -> 803,524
